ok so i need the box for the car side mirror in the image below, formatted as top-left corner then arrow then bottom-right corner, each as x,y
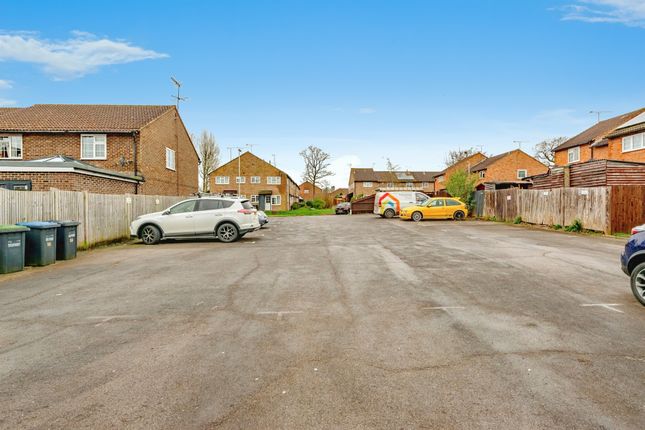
162,210 -> 170,215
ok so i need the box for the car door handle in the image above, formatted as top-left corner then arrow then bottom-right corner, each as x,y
185,215 -> 193,218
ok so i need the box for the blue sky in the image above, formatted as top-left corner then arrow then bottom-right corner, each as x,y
1,0 -> 644,187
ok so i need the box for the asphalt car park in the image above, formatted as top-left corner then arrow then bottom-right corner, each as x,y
1,216 -> 644,429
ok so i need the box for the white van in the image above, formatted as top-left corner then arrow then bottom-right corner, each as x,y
373,191 -> 430,218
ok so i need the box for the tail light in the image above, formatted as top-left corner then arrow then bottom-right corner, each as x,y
632,228 -> 641,235
238,209 -> 254,214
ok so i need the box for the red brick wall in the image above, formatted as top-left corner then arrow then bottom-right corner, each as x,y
606,136 -> 645,163
0,172 -> 136,194
554,144 -> 593,166
18,132 -> 137,173
138,108 -> 199,196
477,150 -> 548,185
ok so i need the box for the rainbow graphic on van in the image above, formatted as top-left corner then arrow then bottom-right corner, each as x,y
378,192 -> 400,213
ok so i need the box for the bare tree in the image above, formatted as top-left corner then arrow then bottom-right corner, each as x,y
385,158 -> 400,184
445,147 -> 479,167
198,130 -> 220,192
300,146 -> 334,199
534,137 -> 567,167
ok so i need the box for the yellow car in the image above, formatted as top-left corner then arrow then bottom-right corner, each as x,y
400,197 -> 468,221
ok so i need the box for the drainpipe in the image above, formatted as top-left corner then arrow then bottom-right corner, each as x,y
132,131 -> 139,194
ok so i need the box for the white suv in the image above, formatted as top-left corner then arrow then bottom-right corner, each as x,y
130,197 -> 261,245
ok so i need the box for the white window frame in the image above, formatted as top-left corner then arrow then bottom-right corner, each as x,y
304,189 -> 310,194
267,176 -> 281,185
567,146 -> 580,163
215,176 -> 230,185
251,195 -> 259,203
422,182 -> 430,188
437,175 -> 445,182
251,176 -> 261,184
271,194 -> 282,205
80,134 -> 107,160
165,147 -> 176,171
479,171 -> 485,179
236,176 -> 246,184
363,181 -> 373,188
405,182 -> 414,188
623,132 -> 645,153
517,169 -> 527,179
0,134 -> 23,159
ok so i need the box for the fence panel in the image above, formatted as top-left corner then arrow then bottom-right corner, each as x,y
610,185 -> 645,234
562,187 -> 609,232
0,188 -> 188,248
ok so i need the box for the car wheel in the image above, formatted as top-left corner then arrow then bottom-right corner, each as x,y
631,262 -> 645,306
384,208 -> 395,219
454,210 -> 465,220
217,223 -> 239,243
140,225 -> 161,245
412,211 -> 423,222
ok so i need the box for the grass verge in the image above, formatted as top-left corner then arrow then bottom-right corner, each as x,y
268,207 -> 335,217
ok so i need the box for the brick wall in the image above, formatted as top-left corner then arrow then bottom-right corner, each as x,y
478,150 -> 548,184
606,136 -> 645,163
0,172 -> 136,194
19,132 -> 137,173
209,152 -> 299,209
554,144 -> 593,166
138,108 -> 199,196
435,153 -> 487,191
555,139 -> 645,166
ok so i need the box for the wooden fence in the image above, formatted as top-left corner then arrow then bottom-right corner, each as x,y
0,189 -> 187,248
483,186 -> 644,234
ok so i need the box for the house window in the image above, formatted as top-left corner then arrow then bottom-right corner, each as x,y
437,175 -> 445,182
251,195 -> 259,203
567,146 -> 580,163
267,176 -> 281,185
422,182 -> 430,188
304,189 -> 310,194
165,148 -> 176,170
215,176 -> 230,184
0,135 -> 22,159
364,181 -> 373,188
236,176 -> 245,184
623,132 -> 645,152
251,176 -> 261,184
81,134 -> 107,160
271,194 -> 282,205
406,182 -> 414,188
386,182 -> 394,188
479,171 -> 485,179
517,169 -> 527,179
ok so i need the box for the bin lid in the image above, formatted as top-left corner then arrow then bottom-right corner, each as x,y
48,220 -> 80,227
16,221 -> 60,229
0,224 -> 30,233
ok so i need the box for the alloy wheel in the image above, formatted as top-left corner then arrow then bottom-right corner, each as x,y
142,226 -> 156,244
219,225 -> 236,241
636,269 -> 645,301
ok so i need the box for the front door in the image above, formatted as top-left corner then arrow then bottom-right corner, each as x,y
264,195 -> 272,211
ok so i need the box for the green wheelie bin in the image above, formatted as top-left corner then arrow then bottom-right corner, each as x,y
0,224 -> 30,274
16,221 -> 60,266
49,220 -> 80,260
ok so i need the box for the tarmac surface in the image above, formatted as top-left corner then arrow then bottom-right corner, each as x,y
1,215 -> 644,429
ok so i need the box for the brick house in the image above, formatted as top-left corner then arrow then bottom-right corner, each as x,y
552,108 -> 645,166
433,152 -> 487,193
348,168 -> 439,199
299,181 -> 324,199
470,149 -> 548,190
0,104 -> 199,195
209,151 -> 299,211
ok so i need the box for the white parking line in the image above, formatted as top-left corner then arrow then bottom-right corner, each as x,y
422,306 -> 466,311
580,303 -> 624,313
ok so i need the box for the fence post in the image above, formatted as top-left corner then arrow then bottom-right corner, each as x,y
83,190 -> 89,248
605,186 -> 612,235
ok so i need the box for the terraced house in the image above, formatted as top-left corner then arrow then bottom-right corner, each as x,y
209,151 -> 299,211
0,104 -> 199,195
348,168 -> 439,199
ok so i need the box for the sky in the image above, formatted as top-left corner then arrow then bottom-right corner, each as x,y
1,0 -> 644,188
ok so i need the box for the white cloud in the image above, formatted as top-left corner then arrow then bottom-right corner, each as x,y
0,98 -> 16,106
0,31 -> 168,80
560,0 -> 645,27
0,79 -> 12,89
358,107 -> 376,114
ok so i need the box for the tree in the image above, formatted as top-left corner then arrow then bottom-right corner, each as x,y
384,158 -> 400,184
300,146 -> 334,198
445,147 -> 479,167
534,137 -> 567,167
445,169 -> 478,209
198,130 -> 220,193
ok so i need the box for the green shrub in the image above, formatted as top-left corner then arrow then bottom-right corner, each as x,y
291,202 -> 302,210
565,219 -> 583,232
312,198 -> 326,209
305,200 -> 314,208
553,224 -> 562,230
513,216 -> 522,224
489,216 -> 497,222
